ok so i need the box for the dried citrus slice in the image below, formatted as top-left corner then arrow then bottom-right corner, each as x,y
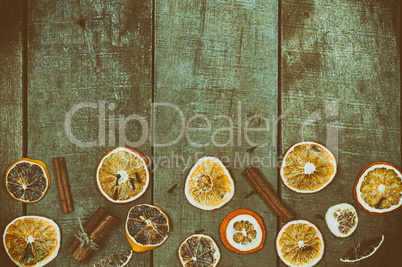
178,234 -> 220,267
125,204 -> 169,252
325,203 -> 358,238
354,162 -> 402,215
5,158 -> 50,203
276,220 -> 324,267
3,215 -> 61,267
220,209 -> 265,254
97,147 -> 149,203
280,141 -> 337,193
340,235 -> 384,262
93,250 -> 133,267
185,156 -> 234,210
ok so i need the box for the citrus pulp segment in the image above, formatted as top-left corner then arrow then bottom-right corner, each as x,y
280,141 -> 337,193
185,157 -> 234,210
97,147 -> 149,203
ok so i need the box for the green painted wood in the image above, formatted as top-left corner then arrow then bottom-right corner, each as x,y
0,1 -> 24,265
26,0 -> 152,266
154,0 -> 278,266
281,0 -> 400,266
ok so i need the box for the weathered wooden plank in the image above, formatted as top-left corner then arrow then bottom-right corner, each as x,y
27,0 -> 152,266
281,0 -> 400,266
154,0 -> 278,266
0,0 -> 24,265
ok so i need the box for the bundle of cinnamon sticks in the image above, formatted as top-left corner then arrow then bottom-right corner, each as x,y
66,207 -> 117,264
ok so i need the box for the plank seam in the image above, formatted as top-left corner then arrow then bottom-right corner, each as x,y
151,0 -> 156,266
277,0 -> 282,266
22,0 -> 28,216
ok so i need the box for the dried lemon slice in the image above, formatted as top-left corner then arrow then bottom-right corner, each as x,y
276,220 -> 324,267
125,204 -> 169,252
178,234 -> 220,267
5,158 -> 50,203
354,162 -> 402,215
3,215 -> 61,267
97,147 -> 149,203
325,203 -> 358,238
220,209 -> 265,254
185,157 -> 234,210
93,250 -> 133,267
340,235 -> 384,262
280,141 -> 337,193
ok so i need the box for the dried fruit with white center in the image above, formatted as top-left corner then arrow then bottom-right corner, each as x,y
354,162 -> 402,215
325,203 -> 358,238
125,204 -> 169,252
280,141 -> 337,193
185,157 -> 235,210
276,220 -> 324,266
220,209 -> 265,254
93,250 -> 133,267
178,234 -> 220,267
5,158 -> 50,203
3,215 -> 61,267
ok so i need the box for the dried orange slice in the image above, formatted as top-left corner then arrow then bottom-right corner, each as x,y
325,203 -> 358,238
97,147 -> 149,203
185,157 -> 234,210
178,234 -> 220,267
220,209 -> 265,254
280,141 -> 337,193
5,158 -> 50,203
340,235 -> 384,262
3,215 -> 61,267
276,220 -> 324,267
125,204 -> 169,252
93,250 -> 133,267
354,162 -> 402,215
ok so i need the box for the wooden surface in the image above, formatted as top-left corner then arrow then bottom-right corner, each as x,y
26,0 -> 152,266
0,1 -> 23,266
0,0 -> 400,266
281,0 -> 401,266
154,0 -> 278,266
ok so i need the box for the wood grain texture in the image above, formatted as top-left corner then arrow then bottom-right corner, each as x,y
154,0 -> 278,266
27,0 -> 152,266
281,0 -> 400,266
0,0 -> 23,265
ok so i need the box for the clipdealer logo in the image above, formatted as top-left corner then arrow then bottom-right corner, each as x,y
64,100 -> 338,170
64,101 -> 281,149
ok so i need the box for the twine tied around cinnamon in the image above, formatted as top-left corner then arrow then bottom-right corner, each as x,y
74,218 -> 99,250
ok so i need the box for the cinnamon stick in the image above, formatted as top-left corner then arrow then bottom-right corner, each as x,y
71,214 -> 118,264
53,157 -> 74,212
243,166 -> 294,223
66,207 -> 109,254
